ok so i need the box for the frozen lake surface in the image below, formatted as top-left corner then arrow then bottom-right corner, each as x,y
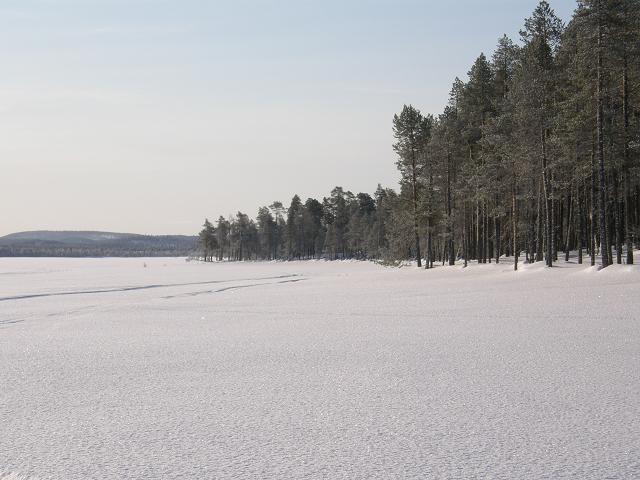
1,257 -> 639,479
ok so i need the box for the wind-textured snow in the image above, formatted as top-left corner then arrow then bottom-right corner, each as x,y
1,257 -> 639,479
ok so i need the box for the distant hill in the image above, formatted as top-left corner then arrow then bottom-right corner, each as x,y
0,231 -> 199,257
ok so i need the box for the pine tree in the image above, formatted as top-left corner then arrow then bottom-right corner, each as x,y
393,105 -> 428,266
199,218 -> 216,262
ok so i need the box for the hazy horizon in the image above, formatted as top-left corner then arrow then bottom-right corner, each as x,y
1,0 -> 574,237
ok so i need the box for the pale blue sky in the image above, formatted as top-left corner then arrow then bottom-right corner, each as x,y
0,0 -> 575,235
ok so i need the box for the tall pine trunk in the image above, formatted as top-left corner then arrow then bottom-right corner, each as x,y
596,0 -> 609,268
578,181 -> 584,264
513,181 -> 518,271
426,219 -> 432,269
613,172 -> 622,264
590,146 -> 597,266
622,38 -> 633,264
411,152 -> 422,268
476,199 -> 481,263
447,153 -> 455,266
463,201 -> 468,268
541,129 -> 553,267
484,202 -> 490,264
565,192 -> 573,262
495,216 -> 500,264
536,180 -> 543,261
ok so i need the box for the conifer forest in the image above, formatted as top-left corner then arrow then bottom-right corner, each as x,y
199,0 -> 640,270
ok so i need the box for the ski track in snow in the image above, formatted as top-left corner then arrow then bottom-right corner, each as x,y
0,274 -> 301,302
0,257 -> 639,479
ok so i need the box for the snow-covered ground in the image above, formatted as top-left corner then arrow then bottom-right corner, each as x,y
1,257 -> 639,479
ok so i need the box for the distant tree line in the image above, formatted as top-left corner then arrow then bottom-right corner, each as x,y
0,233 -> 198,257
0,246 -> 195,257
199,187 -> 387,261
200,0 -> 640,270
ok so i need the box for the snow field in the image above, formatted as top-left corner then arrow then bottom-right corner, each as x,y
1,257 -> 639,479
